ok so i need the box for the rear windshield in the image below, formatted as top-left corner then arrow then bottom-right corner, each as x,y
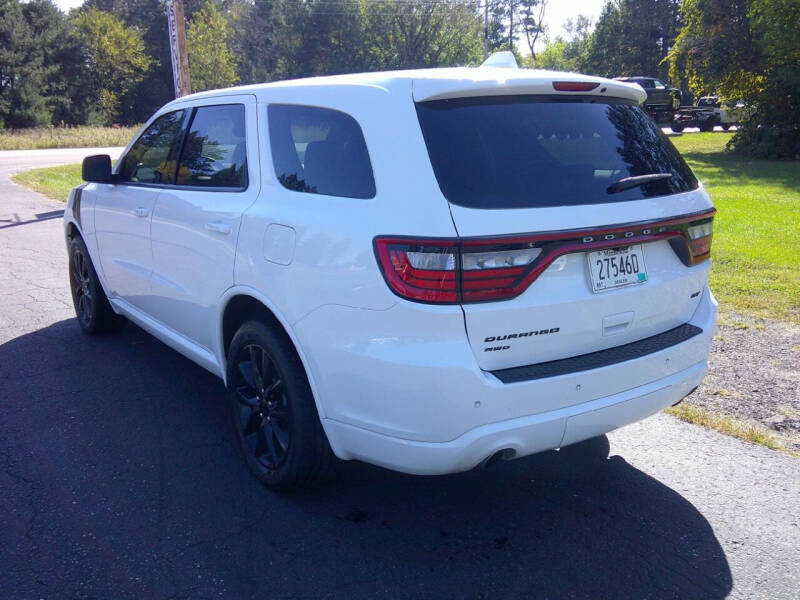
415,96 -> 698,209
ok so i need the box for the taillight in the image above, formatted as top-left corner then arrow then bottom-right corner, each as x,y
374,239 -> 459,303
686,220 -> 713,263
374,209 -> 715,304
552,81 -> 600,92
460,244 -> 542,302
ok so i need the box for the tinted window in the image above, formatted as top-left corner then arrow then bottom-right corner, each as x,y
176,104 -> 247,188
119,110 -> 185,184
415,96 -> 698,209
268,104 -> 375,199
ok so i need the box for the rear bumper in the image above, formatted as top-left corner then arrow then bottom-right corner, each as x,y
298,288 -> 717,474
323,360 -> 705,475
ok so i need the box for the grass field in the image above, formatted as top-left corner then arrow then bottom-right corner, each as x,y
11,163 -> 83,202
671,132 -> 800,322
0,125 -> 138,151
10,132 -> 800,321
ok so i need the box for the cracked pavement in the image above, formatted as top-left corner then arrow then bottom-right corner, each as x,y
1,148 -> 799,599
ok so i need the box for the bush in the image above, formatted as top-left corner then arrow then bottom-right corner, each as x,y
729,123 -> 800,159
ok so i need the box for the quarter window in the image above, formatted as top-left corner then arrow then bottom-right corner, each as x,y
268,104 -> 375,199
119,110 -> 185,184
176,104 -> 248,188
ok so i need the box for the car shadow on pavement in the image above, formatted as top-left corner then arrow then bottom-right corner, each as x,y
0,319 -> 733,599
0,209 -> 64,230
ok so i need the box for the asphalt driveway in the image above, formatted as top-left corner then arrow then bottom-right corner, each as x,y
1,149 -> 798,599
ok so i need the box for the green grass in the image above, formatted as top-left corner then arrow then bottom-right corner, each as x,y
0,125 -> 138,151
11,163 -> 83,202
665,403 -> 792,454
671,132 -> 800,322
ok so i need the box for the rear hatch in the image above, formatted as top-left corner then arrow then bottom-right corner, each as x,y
413,83 -> 714,372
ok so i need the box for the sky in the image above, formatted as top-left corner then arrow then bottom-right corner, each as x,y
52,0 -> 608,45
542,0 -> 606,39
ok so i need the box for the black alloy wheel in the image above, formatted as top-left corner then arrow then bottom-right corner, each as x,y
68,236 -> 124,335
70,246 -> 94,329
226,320 -> 334,490
231,343 -> 291,470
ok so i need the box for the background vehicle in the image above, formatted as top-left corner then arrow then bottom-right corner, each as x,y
670,96 -> 747,132
615,76 -> 682,123
63,60 -> 717,490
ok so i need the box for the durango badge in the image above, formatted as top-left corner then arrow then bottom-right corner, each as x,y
484,328 -> 560,343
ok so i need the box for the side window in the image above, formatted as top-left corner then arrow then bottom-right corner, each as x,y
119,110 -> 185,184
268,104 -> 375,199
653,79 -> 666,89
176,104 -> 247,188
638,79 -> 654,89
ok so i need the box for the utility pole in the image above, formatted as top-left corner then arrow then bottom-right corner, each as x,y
508,0 -> 513,52
166,0 -> 191,98
484,0 -> 489,60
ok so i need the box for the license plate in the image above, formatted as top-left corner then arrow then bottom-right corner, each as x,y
587,245 -> 647,293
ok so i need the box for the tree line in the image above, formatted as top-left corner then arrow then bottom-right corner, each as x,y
0,0 -> 533,128
0,0 -> 796,157
529,0 -> 799,157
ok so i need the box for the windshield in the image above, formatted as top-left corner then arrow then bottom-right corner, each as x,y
415,96 -> 698,209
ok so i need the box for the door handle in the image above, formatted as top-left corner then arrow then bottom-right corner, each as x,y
205,221 -> 231,235
132,207 -> 149,218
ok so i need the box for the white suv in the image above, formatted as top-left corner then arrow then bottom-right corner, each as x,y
64,63 -> 717,489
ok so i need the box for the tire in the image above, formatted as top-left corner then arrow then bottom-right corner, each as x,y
226,320 -> 334,490
670,121 -> 685,133
699,119 -> 715,132
721,123 -> 730,131
68,236 -> 125,335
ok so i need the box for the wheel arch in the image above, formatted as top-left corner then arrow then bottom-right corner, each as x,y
65,220 -> 80,240
218,288 -> 327,420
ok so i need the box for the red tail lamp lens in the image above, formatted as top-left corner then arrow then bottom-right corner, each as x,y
552,81 -> 600,92
374,238 -> 542,304
686,220 -> 713,263
374,239 -> 458,303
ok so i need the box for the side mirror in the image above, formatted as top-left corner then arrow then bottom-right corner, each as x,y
82,154 -> 114,183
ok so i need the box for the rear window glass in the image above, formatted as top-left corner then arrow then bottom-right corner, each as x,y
176,104 -> 247,189
415,96 -> 698,209
268,104 -> 375,199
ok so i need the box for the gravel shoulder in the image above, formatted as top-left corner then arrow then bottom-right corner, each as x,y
685,311 -> 800,453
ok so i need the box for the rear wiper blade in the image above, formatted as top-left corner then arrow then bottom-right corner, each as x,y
607,173 -> 672,194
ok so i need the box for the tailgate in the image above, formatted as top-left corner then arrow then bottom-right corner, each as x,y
414,93 -> 715,372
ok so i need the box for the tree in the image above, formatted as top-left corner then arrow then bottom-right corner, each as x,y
584,0 -> 681,79
280,0 -> 367,77
519,0 -> 547,58
362,0 -> 483,70
72,8 -> 151,124
186,3 -> 238,92
227,0 -> 280,84
88,0 -> 174,122
668,0 -> 800,157
0,0 -> 51,128
23,0 -> 90,125
527,14 -> 593,72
